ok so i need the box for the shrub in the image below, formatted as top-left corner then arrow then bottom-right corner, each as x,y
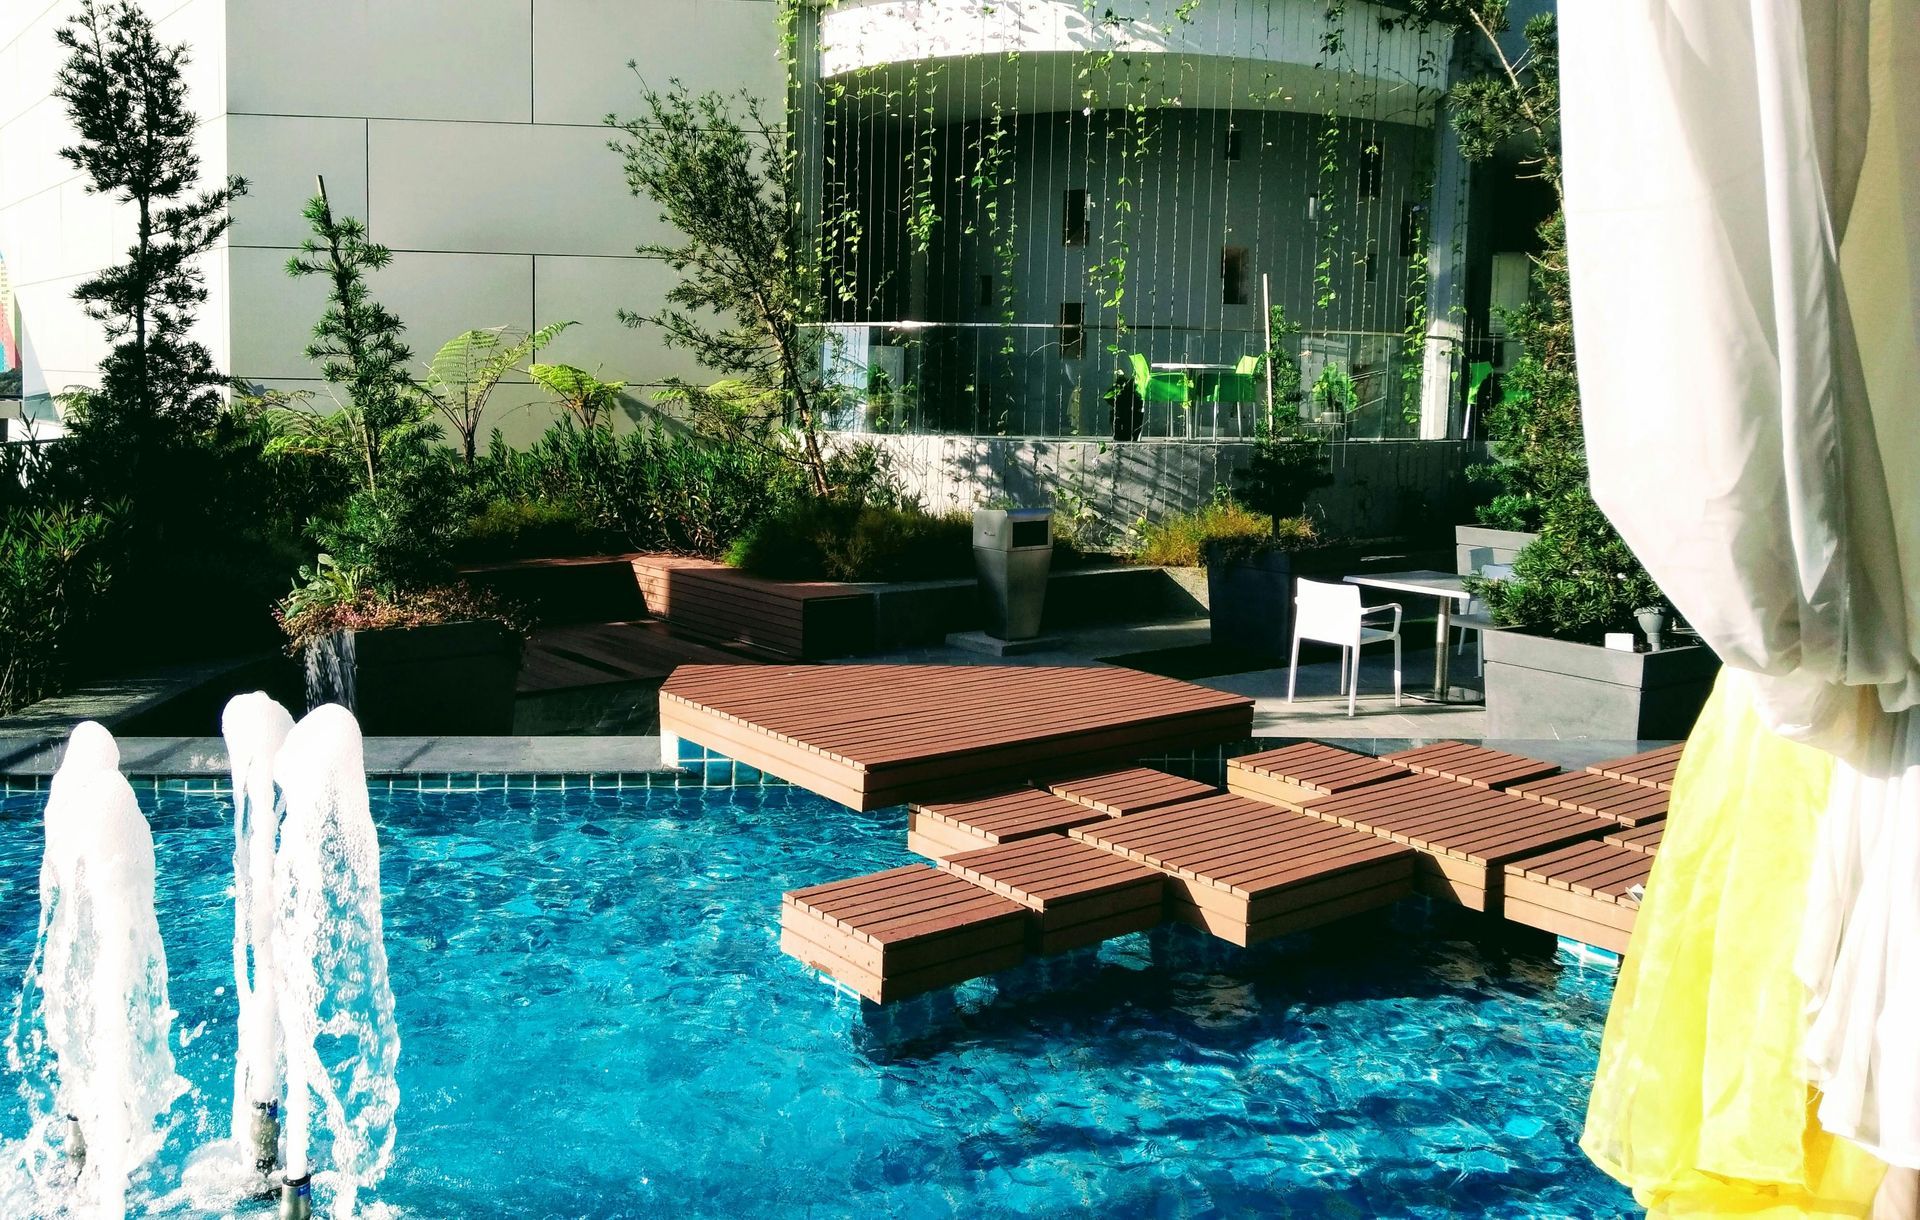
0,504 -> 123,714
1132,501 -> 1275,567
276,553 -> 525,652
725,500 -> 973,582
453,499 -> 612,564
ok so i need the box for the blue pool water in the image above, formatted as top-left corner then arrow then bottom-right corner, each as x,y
0,782 -> 1635,1218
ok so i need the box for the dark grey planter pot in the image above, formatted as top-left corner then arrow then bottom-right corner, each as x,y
1483,630 -> 1718,740
1203,543 -> 1397,659
1455,525 -> 1538,574
304,619 -> 522,735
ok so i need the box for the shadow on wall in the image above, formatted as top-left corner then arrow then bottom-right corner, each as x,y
848,433 -> 1481,541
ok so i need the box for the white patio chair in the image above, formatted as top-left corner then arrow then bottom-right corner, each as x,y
1454,562 -> 1514,676
1287,578 -> 1402,717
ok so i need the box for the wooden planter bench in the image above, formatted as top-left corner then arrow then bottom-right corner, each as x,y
631,555 -> 872,660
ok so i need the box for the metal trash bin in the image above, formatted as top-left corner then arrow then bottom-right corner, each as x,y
973,506 -> 1053,640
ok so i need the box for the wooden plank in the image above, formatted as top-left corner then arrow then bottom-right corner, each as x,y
1227,742 -> 1408,797
1604,822 -> 1664,855
913,789 -> 1113,846
1382,741 -> 1560,789
1501,887 -> 1634,955
1585,742 -> 1685,791
1046,767 -> 1217,817
1507,771 -> 1670,826
937,836 -> 1165,954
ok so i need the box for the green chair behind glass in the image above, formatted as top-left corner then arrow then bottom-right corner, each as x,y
1204,354 -> 1262,405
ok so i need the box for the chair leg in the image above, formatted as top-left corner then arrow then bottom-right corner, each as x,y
1393,634 -> 1402,707
1287,634 -> 1301,704
1348,646 -> 1359,717
1476,631 -> 1484,677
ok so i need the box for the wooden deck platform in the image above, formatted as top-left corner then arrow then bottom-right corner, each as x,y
1295,775 -> 1612,911
633,555 -> 872,660
517,619 -> 751,694
907,788 -> 1112,859
1046,767 -> 1218,817
661,664 -> 1254,810
1225,742 -> 1408,810
938,836 -> 1165,954
1383,742 -> 1560,789
1502,841 -> 1653,955
1071,794 -> 1415,946
1603,822 -> 1664,854
1508,771 -> 1670,826
780,865 -> 1028,1003
1586,742 -> 1684,791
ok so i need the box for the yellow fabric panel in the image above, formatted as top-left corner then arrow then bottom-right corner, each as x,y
1582,671 -> 1886,1216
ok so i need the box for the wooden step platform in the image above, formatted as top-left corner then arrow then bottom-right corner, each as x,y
780,865 -> 1028,1003
661,664 -> 1254,810
1586,742 -> 1684,791
1508,771 -> 1670,826
1603,822 -> 1664,855
633,555 -> 872,660
1502,841 -> 1653,954
1070,794 -> 1414,946
518,619 -> 751,694
938,836 -> 1165,954
1226,742 -> 1408,810
908,788 -> 1112,859
1046,767 -> 1217,817
1383,742 -> 1561,789
1295,775 -> 1612,911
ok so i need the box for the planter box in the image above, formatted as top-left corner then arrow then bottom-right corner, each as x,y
1455,525 -> 1538,574
305,619 -> 522,735
1483,630 -> 1718,740
1206,543 -> 1446,660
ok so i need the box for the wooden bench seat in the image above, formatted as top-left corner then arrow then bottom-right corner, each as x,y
1382,742 -> 1561,789
1508,771 -> 1670,826
1045,767 -> 1217,817
938,836 -> 1165,954
1295,775 -> 1613,911
1226,742 -> 1408,810
1502,840 -> 1654,954
908,788 -> 1112,859
780,865 -> 1028,1003
1585,742 -> 1685,791
632,555 -> 872,660
1071,793 -> 1414,946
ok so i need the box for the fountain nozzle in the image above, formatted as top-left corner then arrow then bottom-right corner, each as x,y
252,1100 -> 281,1178
279,1172 -> 313,1220
66,1114 -> 86,1171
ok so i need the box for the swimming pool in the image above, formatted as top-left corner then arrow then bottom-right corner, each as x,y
1,780 -> 1635,1217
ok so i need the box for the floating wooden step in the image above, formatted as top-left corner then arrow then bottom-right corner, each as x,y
1045,767 -> 1217,817
1071,793 -> 1414,947
907,788 -> 1111,860
938,836 -> 1165,955
661,664 -> 1254,810
780,865 -> 1028,1004
1295,775 -> 1612,911
1502,840 -> 1653,954
1585,742 -> 1684,791
1603,822 -> 1664,855
1226,742 -> 1407,810
1383,742 -> 1560,789
1508,771 -> 1670,826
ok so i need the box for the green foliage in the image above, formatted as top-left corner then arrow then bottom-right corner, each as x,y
724,500 -> 973,583
285,182 -> 425,486
453,498 -> 611,565
607,81 -> 837,495
276,553 -> 523,653
1232,420 -> 1334,522
527,363 -> 627,430
0,504 -> 123,714
420,322 -> 575,467
1263,306 -> 1304,411
1132,500 -> 1272,568
54,0 -> 246,436
1309,366 -> 1358,415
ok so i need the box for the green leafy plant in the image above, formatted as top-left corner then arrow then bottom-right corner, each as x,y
0,504 -> 123,714
1309,366 -> 1358,415
1232,420 -> 1334,523
527,363 -> 627,431
285,178 -> 426,488
608,82 -> 838,495
1132,500 -> 1273,568
453,499 -> 611,564
724,500 -> 974,582
420,322 -> 574,468
275,554 -> 524,653
54,0 -> 246,437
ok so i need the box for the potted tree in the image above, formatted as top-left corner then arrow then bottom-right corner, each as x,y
1203,420 -> 1337,659
1442,10 -> 1717,739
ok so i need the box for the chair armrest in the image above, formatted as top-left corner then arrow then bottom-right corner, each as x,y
1359,601 -> 1403,635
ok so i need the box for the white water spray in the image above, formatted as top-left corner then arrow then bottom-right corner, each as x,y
224,693 -> 294,1180
271,704 -> 400,1219
3,721 -> 185,1217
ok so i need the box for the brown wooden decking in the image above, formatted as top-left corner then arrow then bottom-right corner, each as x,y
1507,771 -> 1670,826
1046,767 -> 1218,817
517,619 -> 752,694
1586,742 -> 1685,791
1226,742 -> 1408,810
1502,841 -> 1653,954
632,555 -> 872,660
1383,742 -> 1561,789
780,865 -> 1028,1003
938,836 -> 1165,954
660,664 -> 1254,810
1603,822 -> 1665,855
908,789 -> 1112,859
1070,794 -> 1414,946
1293,775 -> 1612,911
